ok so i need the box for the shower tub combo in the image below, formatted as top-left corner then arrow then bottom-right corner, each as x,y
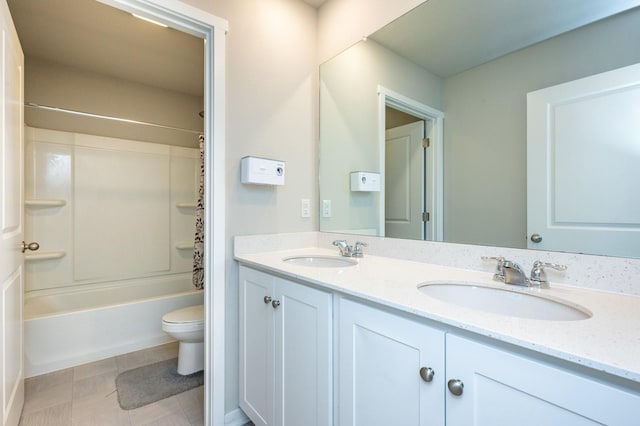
24,127 -> 203,377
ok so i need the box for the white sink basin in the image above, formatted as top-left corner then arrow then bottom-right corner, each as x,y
417,281 -> 591,321
283,255 -> 357,268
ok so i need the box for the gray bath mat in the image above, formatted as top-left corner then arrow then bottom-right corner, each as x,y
115,357 -> 203,410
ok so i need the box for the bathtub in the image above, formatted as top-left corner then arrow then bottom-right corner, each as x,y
24,274 -> 203,377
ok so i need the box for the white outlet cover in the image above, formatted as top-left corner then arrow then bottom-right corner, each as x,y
322,200 -> 332,217
301,198 -> 311,218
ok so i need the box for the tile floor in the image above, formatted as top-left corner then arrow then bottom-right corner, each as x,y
19,342 -> 205,426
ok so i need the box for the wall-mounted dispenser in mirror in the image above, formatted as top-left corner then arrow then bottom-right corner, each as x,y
319,0 -> 640,258
350,172 -> 380,192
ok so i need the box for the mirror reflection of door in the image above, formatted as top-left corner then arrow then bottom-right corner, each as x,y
527,63 -> 640,257
385,107 -> 428,240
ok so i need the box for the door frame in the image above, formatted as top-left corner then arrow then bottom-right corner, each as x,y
97,1 -> 227,424
378,86 -> 444,241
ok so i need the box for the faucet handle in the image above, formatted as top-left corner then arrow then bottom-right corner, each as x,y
352,241 -> 368,257
482,255 -> 505,265
482,256 -> 506,282
529,261 -> 567,289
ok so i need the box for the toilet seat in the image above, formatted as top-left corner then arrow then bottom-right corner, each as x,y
162,305 -> 204,333
162,304 -> 203,324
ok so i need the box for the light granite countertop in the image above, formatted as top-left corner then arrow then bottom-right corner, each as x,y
235,246 -> 640,385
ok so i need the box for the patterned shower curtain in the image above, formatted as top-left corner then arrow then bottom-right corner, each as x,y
192,135 -> 205,290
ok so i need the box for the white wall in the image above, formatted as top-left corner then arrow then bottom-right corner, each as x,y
25,57 -> 203,148
442,7 -> 640,248
180,0 -> 318,415
177,0 -> 454,418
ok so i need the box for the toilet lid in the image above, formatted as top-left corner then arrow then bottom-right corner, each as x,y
162,304 -> 204,324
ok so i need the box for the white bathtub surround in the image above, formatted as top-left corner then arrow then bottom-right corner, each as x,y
24,274 -> 203,377
24,126 -> 199,293
234,232 -> 640,384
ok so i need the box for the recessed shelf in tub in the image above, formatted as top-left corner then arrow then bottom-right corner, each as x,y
25,251 -> 66,261
25,199 -> 67,207
175,243 -> 195,250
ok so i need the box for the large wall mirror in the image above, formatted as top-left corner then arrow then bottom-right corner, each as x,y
319,0 -> 640,258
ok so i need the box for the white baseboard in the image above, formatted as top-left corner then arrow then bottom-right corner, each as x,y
225,407 -> 250,426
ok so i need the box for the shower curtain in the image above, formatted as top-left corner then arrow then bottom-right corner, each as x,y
192,135 -> 205,290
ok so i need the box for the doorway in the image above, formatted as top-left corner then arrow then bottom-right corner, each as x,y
385,108 -> 427,240
378,86 -> 444,241
2,1 -> 226,424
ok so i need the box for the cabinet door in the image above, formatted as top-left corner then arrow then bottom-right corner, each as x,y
339,298 -> 445,426
446,334 -> 640,426
239,267 -> 276,426
275,278 -> 332,426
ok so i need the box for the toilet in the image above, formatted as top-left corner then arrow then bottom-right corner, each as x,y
161,304 -> 204,375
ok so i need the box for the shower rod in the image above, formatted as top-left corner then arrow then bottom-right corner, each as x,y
25,102 -> 202,135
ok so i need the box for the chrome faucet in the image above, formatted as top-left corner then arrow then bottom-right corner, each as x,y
332,240 -> 367,257
482,257 -> 567,288
502,260 -> 528,286
332,240 -> 352,257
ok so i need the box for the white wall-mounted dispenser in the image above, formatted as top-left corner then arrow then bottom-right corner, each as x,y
241,156 -> 285,186
350,171 -> 380,192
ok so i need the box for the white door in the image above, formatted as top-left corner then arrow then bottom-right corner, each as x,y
446,334 -> 640,426
0,1 -> 24,425
338,298 -> 445,426
527,63 -> 640,257
385,121 -> 426,240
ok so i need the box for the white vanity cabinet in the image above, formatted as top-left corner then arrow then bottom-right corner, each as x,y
445,334 -> 640,426
338,297 -> 640,426
239,266 -> 333,426
338,298 -> 445,425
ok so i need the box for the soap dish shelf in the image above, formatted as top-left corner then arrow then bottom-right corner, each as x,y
25,199 -> 66,208
25,251 -> 66,261
175,202 -> 197,209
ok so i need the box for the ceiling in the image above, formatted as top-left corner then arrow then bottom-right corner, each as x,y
8,0 -> 327,97
301,0 -> 327,8
7,0 -> 204,97
10,0 -> 635,97
371,0 -> 640,78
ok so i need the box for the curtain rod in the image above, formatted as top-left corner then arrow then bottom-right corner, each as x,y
25,102 -> 202,135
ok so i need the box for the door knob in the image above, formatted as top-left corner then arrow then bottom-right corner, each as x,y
447,379 -> 464,396
530,233 -> 543,243
21,241 -> 40,253
272,300 -> 281,309
419,367 -> 435,382
263,296 -> 272,304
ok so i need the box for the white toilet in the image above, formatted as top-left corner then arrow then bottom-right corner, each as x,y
161,304 -> 204,375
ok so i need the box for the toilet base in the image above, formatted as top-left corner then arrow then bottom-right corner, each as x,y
177,341 -> 204,375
